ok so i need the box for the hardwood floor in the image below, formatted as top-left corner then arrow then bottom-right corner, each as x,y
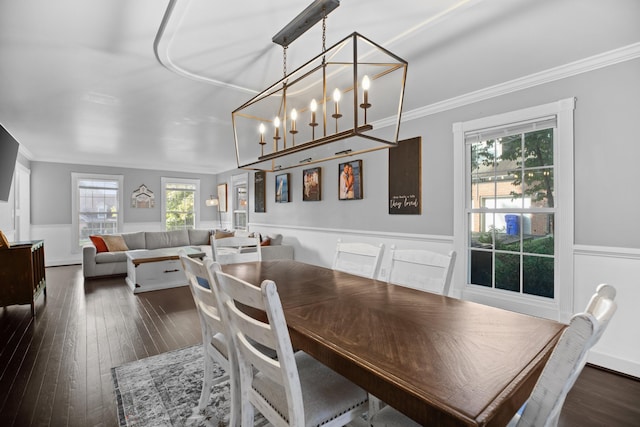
0,265 -> 638,427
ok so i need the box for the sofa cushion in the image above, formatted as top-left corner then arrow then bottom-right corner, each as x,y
122,231 -> 146,250
90,235 -> 109,253
95,251 -> 128,264
188,229 -> 211,246
145,229 -> 190,250
102,235 -> 129,252
268,233 -> 283,246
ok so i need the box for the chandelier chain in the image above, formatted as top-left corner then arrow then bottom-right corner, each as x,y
283,45 -> 287,78
322,8 -> 326,53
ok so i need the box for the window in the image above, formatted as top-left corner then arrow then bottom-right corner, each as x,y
231,173 -> 248,231
469,127 -> 555,298
453,99 -> 575,320
72,173 -> 123,251
234,185 -> 248,230
161,177 -> 200,230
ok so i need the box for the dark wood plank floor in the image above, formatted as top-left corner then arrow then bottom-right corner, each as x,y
1,265 -> 638,426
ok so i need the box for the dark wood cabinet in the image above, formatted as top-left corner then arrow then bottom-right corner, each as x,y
0,240 -> 46,316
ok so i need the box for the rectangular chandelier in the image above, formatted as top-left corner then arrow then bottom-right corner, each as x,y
232,31 -> 408,171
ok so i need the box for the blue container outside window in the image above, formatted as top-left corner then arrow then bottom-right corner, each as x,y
505,215 -> 519,236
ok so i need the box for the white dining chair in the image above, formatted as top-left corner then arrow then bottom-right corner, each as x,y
178,252 -> 232,415
332,239 -> 384,279
386,246 -> 456,296
368,283 -> 618,427
212,235 -> 262,264
213,268 -> 369,427
367,247 -> 457,418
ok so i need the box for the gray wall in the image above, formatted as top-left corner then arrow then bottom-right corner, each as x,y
30,162 -> 218,225
227,58 -> 640,250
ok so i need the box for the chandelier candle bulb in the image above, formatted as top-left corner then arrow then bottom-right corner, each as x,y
290,108 -> 298,145
274,117 -> 280,138
332,88 -> 342,117
290,109 -> 298,132
360,75 -> 372,124
259,123 -> 266,155
273,116 -> 281,151
332,88 -> 342,133
309,99 -> 318,140
362,75 -> 370,106
310,99 -> 317,122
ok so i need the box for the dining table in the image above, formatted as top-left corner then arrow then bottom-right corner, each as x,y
221,259 -> 565,427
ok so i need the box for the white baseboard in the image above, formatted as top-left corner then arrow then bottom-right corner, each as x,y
588,350 -> 640,379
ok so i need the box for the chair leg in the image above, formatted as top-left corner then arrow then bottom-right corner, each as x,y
368,394 -> 382,422
228,368 -> 241,427
199,354 -> 215,411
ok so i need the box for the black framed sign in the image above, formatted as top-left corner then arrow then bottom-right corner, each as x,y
388,136 -> 421,214
254,171 -> 266,212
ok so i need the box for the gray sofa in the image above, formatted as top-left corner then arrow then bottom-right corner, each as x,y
82,229 -> 294,278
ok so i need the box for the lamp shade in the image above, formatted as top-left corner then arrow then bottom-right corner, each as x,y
232,32 -> 407,171
205,196 -> 219,207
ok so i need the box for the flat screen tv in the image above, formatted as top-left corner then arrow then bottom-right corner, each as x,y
0,124 -> 20,202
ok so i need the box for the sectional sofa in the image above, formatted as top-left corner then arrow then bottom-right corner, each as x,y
82,229 -> 294,278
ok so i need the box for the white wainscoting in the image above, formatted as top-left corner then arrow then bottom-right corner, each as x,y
249,223 -> 455,282
574,244 -> 640,378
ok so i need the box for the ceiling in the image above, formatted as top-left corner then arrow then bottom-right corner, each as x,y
1,0 -> 638,174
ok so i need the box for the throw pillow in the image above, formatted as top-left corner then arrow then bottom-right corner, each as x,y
101,235 -> 129,252
260,238 -> 271,247
89,235 -> 109,253
214,230 -> 235,239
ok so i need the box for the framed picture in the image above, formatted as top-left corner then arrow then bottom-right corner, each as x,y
338,159 -> 363,200
275,173 -> 290,203
302,167 -> 321,201
217,183 -> 227,212
131,184 -> 155,208
254,171 -> 266,212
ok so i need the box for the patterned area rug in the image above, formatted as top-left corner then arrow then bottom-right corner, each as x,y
111,345 -> 269,427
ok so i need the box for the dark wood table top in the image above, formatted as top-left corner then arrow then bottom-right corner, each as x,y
222,259 -> 565,427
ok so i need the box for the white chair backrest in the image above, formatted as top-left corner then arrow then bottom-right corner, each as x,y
214,269 -> 305,426
179,254 -> 226,344
212,235 -> 262,264
332,239 -> 384,279
515,284 -> 617,427
387,246 -> 456,296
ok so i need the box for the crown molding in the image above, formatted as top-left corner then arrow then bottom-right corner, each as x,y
402,42 -> 640,122
18,144 -> 34,160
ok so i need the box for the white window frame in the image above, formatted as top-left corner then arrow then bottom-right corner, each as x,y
231,173 -> 248,231
71,172 -> 124,253
160,177 -> 200,231
453,98 -> 575,322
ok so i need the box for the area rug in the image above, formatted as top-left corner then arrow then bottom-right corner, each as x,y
111,345 -> 269,427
